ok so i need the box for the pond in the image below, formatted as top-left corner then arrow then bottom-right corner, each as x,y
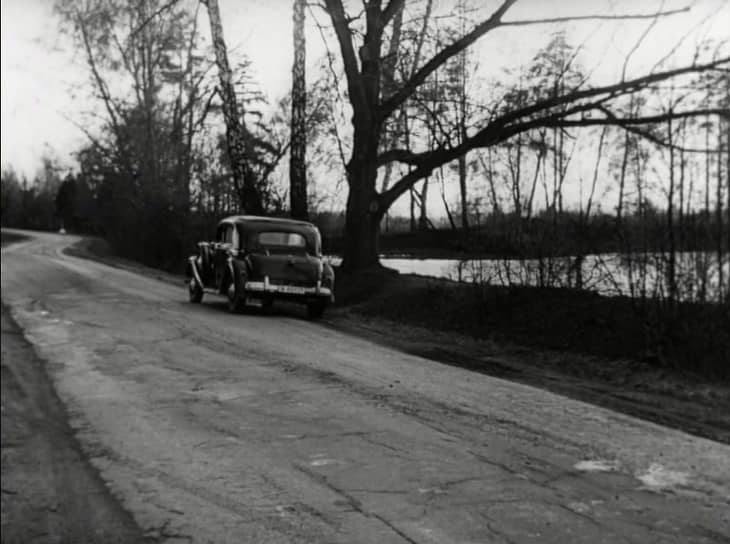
330,252 -> 729,303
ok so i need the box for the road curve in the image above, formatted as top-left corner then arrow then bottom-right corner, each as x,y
2,229 -> 729,543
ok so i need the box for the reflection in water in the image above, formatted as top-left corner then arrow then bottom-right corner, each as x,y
329,253 -> 729,303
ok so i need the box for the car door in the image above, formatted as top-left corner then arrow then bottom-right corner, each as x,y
214,223 -> 233,289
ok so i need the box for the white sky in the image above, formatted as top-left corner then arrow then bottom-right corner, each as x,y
1,0 -> 728,216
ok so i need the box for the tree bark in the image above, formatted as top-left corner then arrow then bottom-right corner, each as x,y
290,0 -> 308,219
343,149 -> 382,270
419,177 -> 429,230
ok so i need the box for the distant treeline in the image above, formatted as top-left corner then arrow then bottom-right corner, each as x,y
2,163 -> 726,264
331,210 -> 729,260
0,164 -> 342,270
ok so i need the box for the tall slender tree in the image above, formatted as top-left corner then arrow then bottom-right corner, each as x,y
456,0 -> 469,230
290,0 -> 308,219
204,0 -> 263,214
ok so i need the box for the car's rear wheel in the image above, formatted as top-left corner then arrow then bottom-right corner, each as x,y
227,280 -> 245,313
189,278 -> 203,303
306,301 -> 326,319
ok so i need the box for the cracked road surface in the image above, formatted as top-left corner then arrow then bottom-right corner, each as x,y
2,230 -> 729,543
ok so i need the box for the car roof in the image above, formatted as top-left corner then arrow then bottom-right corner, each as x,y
219,215 -> 312,227
219,215 -> 316,229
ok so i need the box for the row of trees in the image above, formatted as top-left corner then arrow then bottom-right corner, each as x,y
1,159 -> 65,232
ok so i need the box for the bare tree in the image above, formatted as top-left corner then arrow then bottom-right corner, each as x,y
320,0 -> 728,271
290,0 -> 308,219
204,0 -> 263,214
56,0 -> 212,264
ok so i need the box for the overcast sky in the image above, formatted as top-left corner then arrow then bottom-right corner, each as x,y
1,0 -> 728,184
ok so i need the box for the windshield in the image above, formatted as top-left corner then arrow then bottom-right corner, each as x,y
257,231 -> 307,249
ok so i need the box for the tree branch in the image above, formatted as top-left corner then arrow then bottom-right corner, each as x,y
492,56 -> 729,130
129,0 -> 179,38
555,108 -> 728,127
547,107 -> 730,153
500,6 -> 689,27
378,100 -> 728,211
323,0 -> 366,113
378,2 -> 694,121
378,0 -> 517,120
382,0 -> 405,25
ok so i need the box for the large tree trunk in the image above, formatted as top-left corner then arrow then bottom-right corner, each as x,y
342,155 -> 381,271
205,0 -> 263,214
419,177 -> 429,230
289,0 -> 308,220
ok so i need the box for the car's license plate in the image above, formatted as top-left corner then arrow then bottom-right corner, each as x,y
277,285 -> 306,294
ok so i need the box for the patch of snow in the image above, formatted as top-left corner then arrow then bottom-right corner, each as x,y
567,501 -> 591,514
310,458 -> 336,467
418,487 -> 447,495
636,463 -> 689,491
574,459 -> 620,472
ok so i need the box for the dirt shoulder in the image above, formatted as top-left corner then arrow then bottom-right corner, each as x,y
1,238 -> 143,543
328,308 -> 730,444
63,235 -> 730,444
330,268 -> 730,444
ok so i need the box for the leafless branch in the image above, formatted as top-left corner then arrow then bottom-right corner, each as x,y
493,56 -> 729,131
377,96 -> 726,211
60,111 -> 113,158
621,2 -> 663,81
309,5 -> 349,170
383,0 -> 405,25
379,0 -> 517,119
129,0 -> 179,38
378,2 -> 693,121
500,6 -> 689,27
323,0 -> 365,112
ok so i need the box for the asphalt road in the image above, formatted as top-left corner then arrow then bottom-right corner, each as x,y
2,230 -> 729,543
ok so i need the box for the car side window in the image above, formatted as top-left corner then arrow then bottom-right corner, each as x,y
224,225 -> 234,244
231,226 -> 240,249
237,226 -> 247,251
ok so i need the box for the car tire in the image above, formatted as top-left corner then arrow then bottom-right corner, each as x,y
189,278 -> 203,303
306,301 -> 326,320
227,279 -> 245,313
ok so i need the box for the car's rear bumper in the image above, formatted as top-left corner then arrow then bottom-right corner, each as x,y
244,280 -> 333,302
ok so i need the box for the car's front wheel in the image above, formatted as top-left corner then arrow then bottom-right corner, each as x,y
189,278 -> 203,303
227,279 -> 245,313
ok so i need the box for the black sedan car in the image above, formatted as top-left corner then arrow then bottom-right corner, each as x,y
186,216 -> 335,318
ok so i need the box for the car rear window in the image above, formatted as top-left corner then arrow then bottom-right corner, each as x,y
258,231 -> 307,248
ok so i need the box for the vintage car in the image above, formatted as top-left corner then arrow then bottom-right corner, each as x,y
186,215 -> 335,318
